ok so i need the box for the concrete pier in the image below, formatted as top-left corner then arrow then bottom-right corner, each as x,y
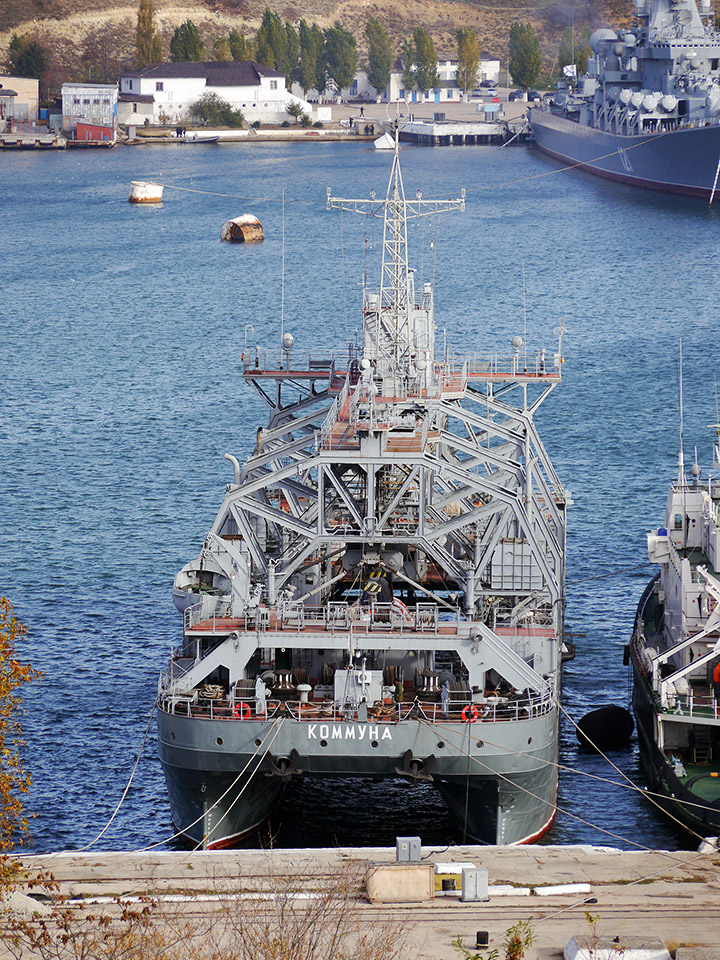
6,844 -> 720,958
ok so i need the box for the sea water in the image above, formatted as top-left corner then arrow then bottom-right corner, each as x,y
1,139 -> 718,853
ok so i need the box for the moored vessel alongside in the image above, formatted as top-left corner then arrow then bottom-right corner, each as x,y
630,424 -> 720,836
157,123 -> 570,849
530,0 -> 720,197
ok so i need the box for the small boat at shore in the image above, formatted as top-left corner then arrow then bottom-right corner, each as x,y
629,419 -> 720,836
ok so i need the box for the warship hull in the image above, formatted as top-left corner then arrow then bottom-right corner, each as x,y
530,107 -> 720,199
158,706 -> 559,847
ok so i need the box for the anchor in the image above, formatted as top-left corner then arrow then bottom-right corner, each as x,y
394,748 -> 436,782
265,748 -> 303,781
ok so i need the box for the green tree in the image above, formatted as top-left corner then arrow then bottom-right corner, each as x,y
285,21 -> 300,89
8,35 -> 49,79
324,22 -> 357,93
134,0 -> 162,67
456,27 -> 480,95
188,91 -> 245,126
365,17 -> 393,97
311,23 -> 326,92
402,27 -> 439,93
170,20 -> 205,62
286,100 -> 308,124
508,22 -> 541,91
559,23 -> 591,77
0,599 -> 39,888
228,29 -> 255,61
256,9 -> 289,72
298,19 -> 324,93
214,38 -> 232,61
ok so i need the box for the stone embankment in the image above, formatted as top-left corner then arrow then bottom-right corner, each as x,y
6,844 -> 720,959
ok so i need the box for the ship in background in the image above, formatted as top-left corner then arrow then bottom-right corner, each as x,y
530,0 -> 720,198
157,123 -> 570,850
630,421 -> 720,838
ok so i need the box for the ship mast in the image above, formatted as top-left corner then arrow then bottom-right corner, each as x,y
327,119 -> 465,388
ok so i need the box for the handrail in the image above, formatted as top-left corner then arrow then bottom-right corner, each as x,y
158,689 -> 555,722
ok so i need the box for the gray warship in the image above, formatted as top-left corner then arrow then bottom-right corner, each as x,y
629,427 -> 720,837
530,0 -> 720,197
157,127 -> 570,849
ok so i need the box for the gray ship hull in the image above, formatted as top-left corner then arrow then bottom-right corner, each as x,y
158,707 -> 559,847
530,107 -> 720,198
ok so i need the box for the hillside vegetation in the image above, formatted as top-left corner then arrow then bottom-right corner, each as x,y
1,0 -> 633,87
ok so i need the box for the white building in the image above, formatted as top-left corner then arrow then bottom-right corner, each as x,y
119,61 -> 311,126
301,59 -> 502,105
61,82 -> 118,142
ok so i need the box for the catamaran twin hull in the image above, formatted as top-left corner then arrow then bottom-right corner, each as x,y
158,123 -> 568,850
158,699 -> 559,848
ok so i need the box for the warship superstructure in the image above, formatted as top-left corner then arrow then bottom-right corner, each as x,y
157,128 -> 570,849
630,426 -> 720,836
531,0 -> 720,197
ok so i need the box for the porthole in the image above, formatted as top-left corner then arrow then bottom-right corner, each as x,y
476,740 -> 484,748
216,737 -> 224,746
254,738 -> 262,747
320,738 -> 328,747
437,741 -> 445,749
371,740 -> 379,748
527,737 -> 533,745
170,731 -> 176,740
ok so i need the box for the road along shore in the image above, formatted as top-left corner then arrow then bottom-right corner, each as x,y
5,844 -> 720,958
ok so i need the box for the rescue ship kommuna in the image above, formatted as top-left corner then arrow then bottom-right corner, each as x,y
158,123 -> 571,848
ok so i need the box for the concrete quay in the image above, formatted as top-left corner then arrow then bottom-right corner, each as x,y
7,844 -> 720,959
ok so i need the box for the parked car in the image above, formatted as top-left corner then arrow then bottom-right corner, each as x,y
527,90 -> 542,102
508,89 -> 525,101
470,86 -> 498,99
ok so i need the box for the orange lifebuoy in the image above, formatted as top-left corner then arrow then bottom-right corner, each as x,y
461,704 -> 480,723
234,701 -> 251,720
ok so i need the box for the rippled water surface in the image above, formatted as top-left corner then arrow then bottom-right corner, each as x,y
2,139 -> 719,853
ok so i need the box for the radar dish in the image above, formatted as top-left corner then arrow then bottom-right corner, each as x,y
677,8 -> 692,21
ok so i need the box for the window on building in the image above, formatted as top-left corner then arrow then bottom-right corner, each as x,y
270,80 -> 277,90
83,99 -> 90,104
156,82 -> 164,91
674,514 -> 683,530
73,97 -> 80,104
447,90 -> 453,98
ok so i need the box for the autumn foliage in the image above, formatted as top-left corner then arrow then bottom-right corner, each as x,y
0,598 -> 39,887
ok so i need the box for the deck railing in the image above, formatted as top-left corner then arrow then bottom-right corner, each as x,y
158,689 -> 555,723
185,599 -> 452,635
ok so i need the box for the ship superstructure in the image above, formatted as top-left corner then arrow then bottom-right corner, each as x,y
157,129 -> 569,849
630,426 -> 720,836
530,0 -> 720,197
